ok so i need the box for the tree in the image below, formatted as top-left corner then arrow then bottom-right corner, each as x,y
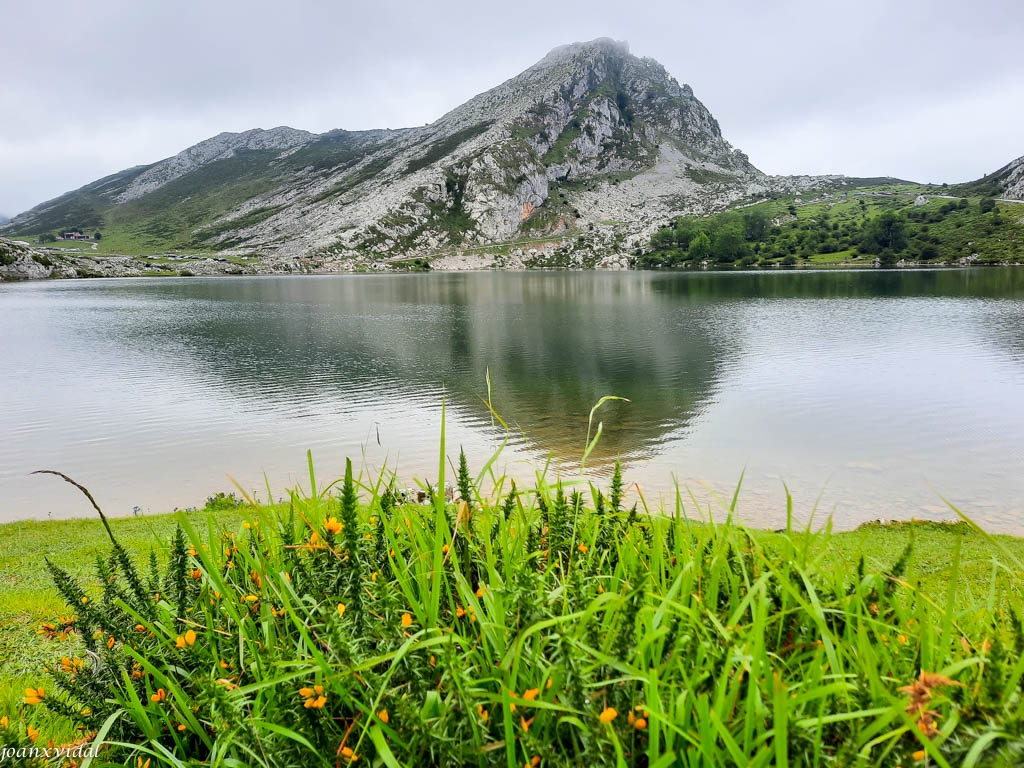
979,197 -> 997,214
860,211 -> 907,255
742,209 -> 769,242
688,231 -> 712,262
673,217 -> 700,250
712,226 -> 751,263
94,232 -> 102,240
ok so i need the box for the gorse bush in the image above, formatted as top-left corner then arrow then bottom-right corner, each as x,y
9,450 -> 1024,766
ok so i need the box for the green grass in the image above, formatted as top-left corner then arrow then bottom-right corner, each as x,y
4,445 -> 1024,765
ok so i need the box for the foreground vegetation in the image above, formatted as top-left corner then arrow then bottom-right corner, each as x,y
3,446 -> 1024,765
642,185 -> 1024,269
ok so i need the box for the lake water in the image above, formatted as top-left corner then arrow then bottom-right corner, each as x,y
3,270 -> 1024,532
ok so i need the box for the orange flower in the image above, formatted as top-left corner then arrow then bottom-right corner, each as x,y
520,716 -> 534,733
401,613 -> 413,628
185,629 -> 197,645
523,688 -> 540,702
23,687 -> 45,705
301,684 -> 327,709
456,606 -> 466,618
190,568 -> 203,580
0,715 -> 8,728
137,759 -> 151,768
27,724 -> 39,742
599,707 -> 617,724
175,636 -> 186,649
107,635 -> 116,649
477,705 -> 489,722
324,517 -> 343,536
177,723 -> 187,732
378,709 -> 389,724
577,543 -> 588,554
151,688 -> 166,703
913,750 -> 926,760
340,746 -> 357,762
634,717 -> 647,730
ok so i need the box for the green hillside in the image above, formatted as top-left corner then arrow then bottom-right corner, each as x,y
642,184 -> 1024,268
2,131 -> 391,256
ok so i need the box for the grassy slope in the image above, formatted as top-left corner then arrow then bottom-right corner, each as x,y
2,133 -> 385,257
741,185 -> 1023,266
3,504 -> 1023,746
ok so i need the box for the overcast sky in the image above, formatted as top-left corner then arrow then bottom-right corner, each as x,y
1,0 -> 1021,217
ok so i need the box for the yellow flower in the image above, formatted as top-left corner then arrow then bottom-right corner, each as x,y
137,758 -> 151,768
185,629 -> 197,645
337,603 -> 346,617
599,707 -> 618,724
81,596 -> 89,604
378,708 -> 389,724
324,517 -> 343,535
0,715 -> 7,728
523,688 -> 540,702
477,705 -> 489,722
401,613 -> 413,628
23,687 -> 44,705
175,636 -> 186,649
456,606 -> 466,618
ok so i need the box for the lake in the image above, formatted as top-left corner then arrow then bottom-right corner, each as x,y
3,269 -> 1024,531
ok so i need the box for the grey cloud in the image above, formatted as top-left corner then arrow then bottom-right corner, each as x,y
1,0 -> 1021,216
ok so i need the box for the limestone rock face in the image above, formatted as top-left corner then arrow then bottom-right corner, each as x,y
1001,156 -> 1024,200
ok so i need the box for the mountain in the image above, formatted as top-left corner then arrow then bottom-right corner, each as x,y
0,215 -> 8,224
954,155 -> 1024,201
1,38 -> 831,268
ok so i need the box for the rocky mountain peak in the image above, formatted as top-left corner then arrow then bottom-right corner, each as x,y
538,37 -> 631,65
2,40 -> 775,267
